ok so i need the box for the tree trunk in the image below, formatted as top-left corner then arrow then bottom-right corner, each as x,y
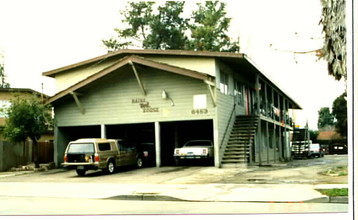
31,138 -> 40,168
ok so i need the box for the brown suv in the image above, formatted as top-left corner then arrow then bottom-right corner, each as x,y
62,138 -> 143,176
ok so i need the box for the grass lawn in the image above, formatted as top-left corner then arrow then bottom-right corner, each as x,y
316,188 -> 348,197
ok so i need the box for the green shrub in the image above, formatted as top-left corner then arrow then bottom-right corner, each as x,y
317,188 -> 348,197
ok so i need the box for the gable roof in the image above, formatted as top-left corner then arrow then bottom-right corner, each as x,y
43,49 -> 245,77
44,49 -> 301,109
317,131 -> 343,141
47,55 -> 214,104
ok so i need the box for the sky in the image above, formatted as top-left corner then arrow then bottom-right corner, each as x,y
0,0 -> 346,130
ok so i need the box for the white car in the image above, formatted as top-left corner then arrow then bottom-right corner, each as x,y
173,140 -> 214,165
309,143 -> 324,158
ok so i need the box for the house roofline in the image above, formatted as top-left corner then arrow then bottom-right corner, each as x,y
43,49 -> 244,77
0,88 -> 49,98
43,49 -> 301,109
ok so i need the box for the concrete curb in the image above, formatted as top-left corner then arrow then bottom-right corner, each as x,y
105,194 -> 187,202
104,194 -> 348,204
0,171 -> 34,178
104,194 -> 336,204
329,196 -> 349,204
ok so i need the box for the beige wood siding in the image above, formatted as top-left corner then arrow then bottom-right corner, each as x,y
53,56 -> 216,94
54,68 -> 215,126
144,56 -> 217,77
216,92 -> 235,149
54,59 -> 116,92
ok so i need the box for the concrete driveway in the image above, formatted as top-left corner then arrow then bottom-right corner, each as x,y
0,155 -> 348,185
0,155 -> 349,206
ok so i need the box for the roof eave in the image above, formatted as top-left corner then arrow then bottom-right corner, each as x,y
43,49 -> 245,77
243,54 -> 302,110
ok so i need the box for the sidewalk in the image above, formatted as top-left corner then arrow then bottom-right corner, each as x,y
0,170 -> 348,203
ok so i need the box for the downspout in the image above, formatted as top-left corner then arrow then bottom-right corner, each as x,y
264,83 -> 269,163
255,74 -> 262,165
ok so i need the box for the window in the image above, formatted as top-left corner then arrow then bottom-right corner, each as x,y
68,143 -> 95,154
118,141 -> 132,152
220,72 -> 229,94
98,143 -> 111,151
234,81 -> 244,105
193,94 -> 207,109
118,142 -> 125,151
0,100 -> 11,118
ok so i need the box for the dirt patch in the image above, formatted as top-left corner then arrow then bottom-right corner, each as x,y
318,166 -> 348,177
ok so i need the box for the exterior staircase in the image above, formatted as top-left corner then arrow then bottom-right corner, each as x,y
221,116 -> 259,168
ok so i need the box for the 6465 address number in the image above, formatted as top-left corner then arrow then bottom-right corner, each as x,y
191,109 -> 208,115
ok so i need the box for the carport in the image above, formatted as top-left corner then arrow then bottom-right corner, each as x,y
55,119 -> 214,167
159,119 -> 213,166
55,125 -> 102,166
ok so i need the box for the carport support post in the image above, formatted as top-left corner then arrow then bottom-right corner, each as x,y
101,124 -> 106,139
155,122 -> 161,167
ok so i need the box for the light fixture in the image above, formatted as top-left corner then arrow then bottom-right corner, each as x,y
162,90 -> 168,99
162,89 -> 174,106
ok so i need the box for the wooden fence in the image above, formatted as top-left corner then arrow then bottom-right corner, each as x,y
37,142 -> 54,163
0,141 -> 54,171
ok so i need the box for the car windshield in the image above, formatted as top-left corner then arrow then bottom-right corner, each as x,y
184,141 -> 212,147
67,143 -> 95,154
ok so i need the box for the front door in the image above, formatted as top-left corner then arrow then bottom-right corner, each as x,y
244,86 -> 252,115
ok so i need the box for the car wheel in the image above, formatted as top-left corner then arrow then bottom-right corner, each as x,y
136,157 -> 143,168
106,160 -> 116,174
76,168 -> 86,176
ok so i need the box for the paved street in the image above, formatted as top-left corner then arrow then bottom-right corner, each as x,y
0,155 -> 350,216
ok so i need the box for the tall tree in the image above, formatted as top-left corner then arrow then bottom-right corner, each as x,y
188,1 -> 239,52
332,92 -> 347,137
317,107 -> 335,129
0,57 -> 10,88
309,130 -> 319,143
102,1 -> 155,51
3,96 -> 53,168
320,0 -> 346,80
144,1 -> 188,49
102,1 -> 239,52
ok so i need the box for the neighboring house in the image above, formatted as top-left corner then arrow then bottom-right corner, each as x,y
43,49 -> 301,168
0,88 -> 53,142
317,129 -> 347,154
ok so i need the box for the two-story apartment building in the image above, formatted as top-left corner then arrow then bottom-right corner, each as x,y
43,49 -> 301,168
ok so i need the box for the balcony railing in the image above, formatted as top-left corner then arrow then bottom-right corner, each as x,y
252,102 -> 294,128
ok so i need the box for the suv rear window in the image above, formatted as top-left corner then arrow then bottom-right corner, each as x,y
67,143 -> 95,154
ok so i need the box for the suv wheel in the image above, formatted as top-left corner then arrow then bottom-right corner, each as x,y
106,160 -> 116,174
76,168 -> 86,176
136,157 -> 143,168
